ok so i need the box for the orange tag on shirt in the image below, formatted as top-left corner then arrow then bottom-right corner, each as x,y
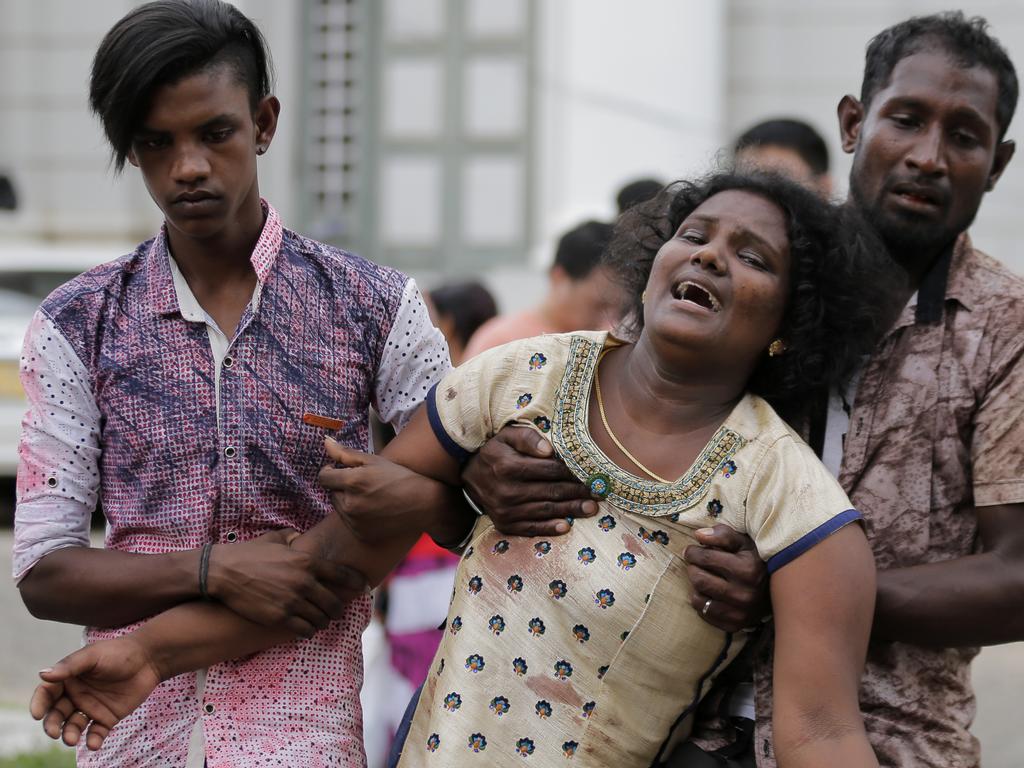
302,412 -> 344,430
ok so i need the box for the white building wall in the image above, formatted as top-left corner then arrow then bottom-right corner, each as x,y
5,0 -> 1022,279
0,0 -> 300,250
532,0 -> 727,263
726,0 -> 1024,274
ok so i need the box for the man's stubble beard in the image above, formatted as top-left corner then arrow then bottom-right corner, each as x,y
848,167 -> 969,272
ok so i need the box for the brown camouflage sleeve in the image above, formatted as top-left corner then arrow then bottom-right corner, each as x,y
972,325 -> 1024,507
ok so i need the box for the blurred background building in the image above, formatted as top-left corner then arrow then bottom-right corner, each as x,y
5,0 -> 1023,475
1,0 -> 1023,764
3,0 -> 1024,277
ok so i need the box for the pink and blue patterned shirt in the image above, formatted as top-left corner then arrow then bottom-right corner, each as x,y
13,202 -> 449,767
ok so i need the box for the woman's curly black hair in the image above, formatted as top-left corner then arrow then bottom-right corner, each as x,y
605,170 -> 904,424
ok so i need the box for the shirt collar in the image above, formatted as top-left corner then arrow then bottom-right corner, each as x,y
147,199 -> 283,317
942,233 -> 979,312
888,233 -> 974,333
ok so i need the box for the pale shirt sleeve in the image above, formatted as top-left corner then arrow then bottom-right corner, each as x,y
13,311 -> 101,583
744,434 -> 862,574
426,338 -> 533,462
374,278 -> 452,433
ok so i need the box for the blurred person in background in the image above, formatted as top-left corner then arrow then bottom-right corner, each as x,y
733,118 -> 833,198
615,177 -> 664,214
0,174 -> 16,210
426,281 -> 497,366
463,220 -> 620,358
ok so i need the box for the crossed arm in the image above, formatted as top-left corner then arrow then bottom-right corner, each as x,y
870,503 -> 1024,645
684,502 -> 1024,647
29,406 -> 470,749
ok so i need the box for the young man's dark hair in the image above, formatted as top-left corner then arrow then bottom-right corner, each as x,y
89,0 -> 273,172
734,118 -> 830,178
553,220 -> 615,279
860,10 -> 1018,139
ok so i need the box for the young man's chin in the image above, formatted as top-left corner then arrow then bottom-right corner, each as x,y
166,214 -> 230,242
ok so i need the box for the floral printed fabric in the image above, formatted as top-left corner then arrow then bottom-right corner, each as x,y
404,332 -> 858,766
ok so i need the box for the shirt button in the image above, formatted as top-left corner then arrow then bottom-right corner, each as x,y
223,355 -> 234,369
226,531 -> 238,542
224,446 -> 237,458
204,703 -> 215,714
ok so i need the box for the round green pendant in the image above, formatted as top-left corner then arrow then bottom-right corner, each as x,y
587,472 -> 612,499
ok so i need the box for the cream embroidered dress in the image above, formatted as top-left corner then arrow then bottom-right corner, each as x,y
402,331 -> 860,767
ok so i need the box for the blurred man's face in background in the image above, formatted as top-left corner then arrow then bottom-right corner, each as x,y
735,145 -> 833,198
550,264 -> 623,332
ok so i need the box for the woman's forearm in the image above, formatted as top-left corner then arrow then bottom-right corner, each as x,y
770,524 -> 878,768
773,731 -> 877,768
135,601 -> 292,680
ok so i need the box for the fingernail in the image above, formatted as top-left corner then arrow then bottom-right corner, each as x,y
555,522 -> 569,534
536,441 -> 553,456
696,528 -> 715,536
325,435 -> 338,444
38,668 -> 52,675
581,501 -> 597,515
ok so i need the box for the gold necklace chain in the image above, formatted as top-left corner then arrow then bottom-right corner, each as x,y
593,350 -> 673,484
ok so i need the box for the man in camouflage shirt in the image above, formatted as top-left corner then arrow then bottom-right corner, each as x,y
677,11 -> 1024,768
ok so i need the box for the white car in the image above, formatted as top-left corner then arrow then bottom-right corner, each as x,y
0,244 -> 129,477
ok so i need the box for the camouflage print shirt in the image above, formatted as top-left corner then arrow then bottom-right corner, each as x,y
693,237 -> 1024,768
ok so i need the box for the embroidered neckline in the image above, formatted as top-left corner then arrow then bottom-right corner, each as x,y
551,335 -> 745,517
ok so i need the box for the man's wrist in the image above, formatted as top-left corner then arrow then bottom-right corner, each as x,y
171,547 -> 211,602
198,543 -> 214,601
193,543 -> 224,602
461,488 -> 486,517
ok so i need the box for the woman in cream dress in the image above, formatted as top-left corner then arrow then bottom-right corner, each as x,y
31,173 -> 895,767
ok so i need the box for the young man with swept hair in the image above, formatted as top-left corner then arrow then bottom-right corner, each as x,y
13,0 -> 464,764
462,219 -> 620,358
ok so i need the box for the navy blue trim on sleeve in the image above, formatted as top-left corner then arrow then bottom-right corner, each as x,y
766,508 -> 863,574
426,382 -> 473,464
